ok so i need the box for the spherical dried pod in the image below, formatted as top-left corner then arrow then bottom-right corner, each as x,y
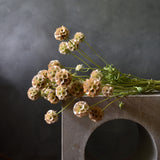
74,32 -> 85,42
89,106 -> 103,122
69,81 -> 84,97
32,74 -> 47,89
48,60 -> 61,69
83,78 -> 101,97
27,87 -> 40,101
59,42 -> 70,54
73,101 -> 90,118
56,85 -> 69,100
90,70 -> 102,80
41,88 -> 53,99
67,39 -> 79,51
44,110 -> 58,124
47,65 -> 61,82
54,25 -> 69,41
102,84 -> 114,97
47,89 -> 59,104
38,70 -> 48,78
55,69 -> 72,86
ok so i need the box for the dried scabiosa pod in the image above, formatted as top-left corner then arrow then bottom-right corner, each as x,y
54,25 -> 69,41
90,70 -> 102,80
41,88 -> 53,99
32,74 -> 47,89
44,110 -> 58,124
89,106 -> 103,122
55,69 -> 72,86
27,87 -> 40,101
47,89 -> 59,104
47,65 -> 61,82
56,85 -> 69,100
74,32 -> 85,42
69,81 -> 84,97
67,39 -> 79,51
38,70 -> 48,78
59,42 -> 70,54
48,60 -> 61,69
102,84 -> 114,97
83,78 -> 101,97
73,101 -> 90,118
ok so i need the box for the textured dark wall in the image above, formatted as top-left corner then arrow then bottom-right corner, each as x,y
0,0 -> 160,160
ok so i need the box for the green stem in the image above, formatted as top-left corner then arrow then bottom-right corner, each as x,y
101,96 -> 123,112
57,97 -> 78,114
78,48 -> 102,69
69,52 -> 91,68
89,95 -> 119,108
84,39 -> 108,65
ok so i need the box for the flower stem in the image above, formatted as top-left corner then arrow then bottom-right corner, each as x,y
57,97 -> 78,114
69,52 -> 92,68
84,39 -> 108,65
101,96 -> 123,112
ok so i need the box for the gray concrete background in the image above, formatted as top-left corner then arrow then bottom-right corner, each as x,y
0,0 -> 160,159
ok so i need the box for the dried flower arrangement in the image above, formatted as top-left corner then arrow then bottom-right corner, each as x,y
27,25 -> 160,124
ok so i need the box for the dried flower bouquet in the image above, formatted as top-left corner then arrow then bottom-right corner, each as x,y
27,26 -> 160,124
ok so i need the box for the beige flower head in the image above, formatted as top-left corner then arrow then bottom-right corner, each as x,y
75,64 -> 83,71
69,81 -> 84,97
73,101 -> 90,118
41,88 -> 53,99
59,42 -> 70,54
67,39 -> 79,51
102,84 -> 114,97
90,70 -> 103,80
74,32 -> 85,42
47,65 -> 61,82
27,87 -> 40,101
48,60 -> 61,69
89,106 -> 103,122
83,78 -> 101,97
54,25 -> 69,41
47,89 -> 59,104
32,74 -> 47,89
55,69 -> 72,86
38,70 -> 48,78
44,110 -> 58,124
56,85 -> 69,100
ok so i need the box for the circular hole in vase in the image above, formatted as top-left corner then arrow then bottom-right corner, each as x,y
85,119 -> 157,160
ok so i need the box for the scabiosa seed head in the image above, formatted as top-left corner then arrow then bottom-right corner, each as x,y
47,65 -> 61,82
32,74 -> 47,89
89,106 -> 103,122
48,60 -> 61,69
73,101 -> 90,118
55,69 -> 72,86
27,87 -> 40,101
102,84 -> 114,97
90,70 -> 103,80
67,39 -> 79,51
56,85 -> 69,100
59,42 -> 70,54
74,32 -> 85,42
69,81 -> 84,97
47,89 -> 59,104
83,78 -> 101,97
44,110 -> 58,124
54,25 -> 69,41
75,64 -> 83,71
38,70 -> 48,78
41,88 -> 53,99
